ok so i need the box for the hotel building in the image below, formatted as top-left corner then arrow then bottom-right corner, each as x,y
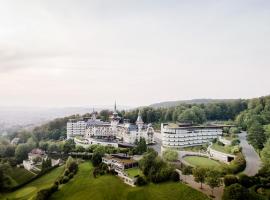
161,123 -> 223,149
67,103 -> 154,147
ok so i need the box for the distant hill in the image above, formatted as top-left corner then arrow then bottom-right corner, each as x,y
149,99 -> 240,108
0,105 -> 132,134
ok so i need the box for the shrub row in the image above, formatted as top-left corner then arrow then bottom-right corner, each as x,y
222,153 -> 246,174
35,183 -> 58,200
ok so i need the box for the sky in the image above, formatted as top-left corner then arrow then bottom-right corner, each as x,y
0,0 -> 270,107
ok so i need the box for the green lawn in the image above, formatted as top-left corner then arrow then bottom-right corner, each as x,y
124,168 -> 142,178
8,167 -> 36,186
0,166 -> 64,200
50,162 -> 209,200
211,143 -> 232,154
183,156 -> 221,168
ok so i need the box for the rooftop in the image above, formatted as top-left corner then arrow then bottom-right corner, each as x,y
163,123 -> 230,129
103,154 -> 137,165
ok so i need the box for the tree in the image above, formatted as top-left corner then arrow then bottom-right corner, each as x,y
135,138 -> 147,155
261,138 -> 270,169
162,149 -> 178,162
205,169 -> 222,196
182,166 -> 193,183
139,149 -> 173,183
92,152 -> 103,167
66,157 -> 78,173
4,145 -> 15,157
62,139 -> 75,154
136,176 -> 147,186
238,174 -> 253,188
192,167 -> 207,189
139,149 -> 158,176
48,143 -> 60,153
0,162 -> 12,191
178,106 -> 206,124
231,139 -> 240,146
230,127 -> 240,134
75,145 -> 85,152
99,110 -> 111,121
39,141 -> 49,151
264,124 -> 270,139
42,158 -> 52,171
247,121 -> 266,150
222,183 -> 249,200
15,143 -> 32,163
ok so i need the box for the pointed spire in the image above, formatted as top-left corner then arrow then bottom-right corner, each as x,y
136,109 -> 143,124
114,101 -> 117,113
91,107 -> 96,120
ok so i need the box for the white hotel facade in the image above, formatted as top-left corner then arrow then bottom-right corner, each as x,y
161,123 -> 223,149
67,104 -> 154,147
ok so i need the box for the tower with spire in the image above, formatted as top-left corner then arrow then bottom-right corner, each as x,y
136,110 -> 144,132
111,101 -> 121,133
91,108 -> 97,121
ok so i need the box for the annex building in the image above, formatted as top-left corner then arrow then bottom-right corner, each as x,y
161,123 -> 224,149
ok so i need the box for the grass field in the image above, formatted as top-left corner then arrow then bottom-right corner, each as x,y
0,166 -> 64,200
50,162 -> 209,200
124,168 -> 142,178
8,167 -> 36,187
211,143 -> 232,154
183,156 -> 221,168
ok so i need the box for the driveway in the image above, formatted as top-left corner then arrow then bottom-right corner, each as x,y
239,131 -> 262,176
149,132 -> 162,155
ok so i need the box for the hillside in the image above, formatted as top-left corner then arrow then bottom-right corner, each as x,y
149,99 -> 240,108
50,162 -> 209,200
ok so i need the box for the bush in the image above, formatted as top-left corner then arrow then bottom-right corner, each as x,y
35,184 -> 58,200
66,157 -> 78,174
222,153 -> 246,174
230,127 -> 240,134
64,169 -> 70,176
231,139 -> 240,146
162,149 -> 178,162
217,141 -> 224,146
36,189 -> 50,200
136,176 -> 147,186
170,171 -> 180,182
68,172 -> 74,179
238,174 -> 253,188
62,176 -> 70,184
222,183 -> 250,200
92,152 -> 103,167
231,146 -> 240,154
224,175 -> 238,187
50,183 -> 58,193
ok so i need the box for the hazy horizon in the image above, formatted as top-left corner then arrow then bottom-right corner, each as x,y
1,0 -> 270,107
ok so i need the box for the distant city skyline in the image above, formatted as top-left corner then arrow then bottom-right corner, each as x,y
0,0 -> 270,107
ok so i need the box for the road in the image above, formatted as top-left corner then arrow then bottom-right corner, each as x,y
150,132 -> 162,155
239,131 -> 262,176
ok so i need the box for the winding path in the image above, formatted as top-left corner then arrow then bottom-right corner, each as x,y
176,169 -> 224,200
239,131 -> 262,176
